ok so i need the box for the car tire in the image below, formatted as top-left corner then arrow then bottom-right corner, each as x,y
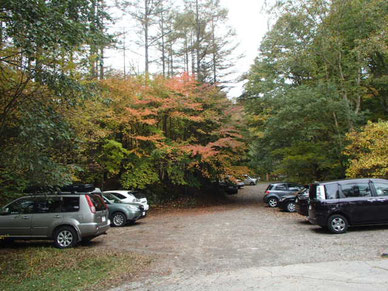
111,212 -> 127,227
54,226 -> 78,249
327,214 -> 348,234
267,197 -> 278,208
250,182 -> 255,185
286,202 -> 296,212
0,237 -> 14,247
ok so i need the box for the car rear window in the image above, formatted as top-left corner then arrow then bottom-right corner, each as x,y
62,197 -> 80,212
266,185 -> 274,191
88,194 -> 106,211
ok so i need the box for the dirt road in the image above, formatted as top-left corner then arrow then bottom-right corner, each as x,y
102,183 -> 388,290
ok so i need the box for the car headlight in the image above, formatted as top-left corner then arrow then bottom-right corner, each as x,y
126,205 -> 138,211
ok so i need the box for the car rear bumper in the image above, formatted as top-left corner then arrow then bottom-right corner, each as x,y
296,200 -> 309,216
78,222 -> 110,239
308,209 -> 327,226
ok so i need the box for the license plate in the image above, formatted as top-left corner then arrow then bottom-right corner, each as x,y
142,212 -> 146,216
102,216 -> 106,222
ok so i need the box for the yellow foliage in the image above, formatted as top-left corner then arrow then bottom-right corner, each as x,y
344,120 -> 388,178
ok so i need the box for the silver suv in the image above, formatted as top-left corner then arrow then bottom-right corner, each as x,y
0,191 -> 110,248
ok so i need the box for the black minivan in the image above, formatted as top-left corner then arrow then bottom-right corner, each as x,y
308,178 -> 388,234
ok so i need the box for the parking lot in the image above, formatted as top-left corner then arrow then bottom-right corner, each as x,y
100,183 -> 388,289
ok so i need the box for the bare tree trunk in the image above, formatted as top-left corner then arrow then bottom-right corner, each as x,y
211,17 -> 216,83
195,0 -> 201,79
99,46 -> 104,79
159,7 -> 166,77
144,0 -> 149,75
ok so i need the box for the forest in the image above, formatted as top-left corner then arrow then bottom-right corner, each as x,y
0,0 -> 387,203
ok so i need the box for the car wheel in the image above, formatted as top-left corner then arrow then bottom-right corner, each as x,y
286,202 -> 296,212
267,197 -> 278,208
250,182 -> 255,185
327,214 -> 348,234
0,237 -> 14,247
112,212 -> 127,227
54,226 -> 78,249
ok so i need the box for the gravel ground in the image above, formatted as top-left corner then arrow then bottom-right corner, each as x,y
100,183 -> 388,289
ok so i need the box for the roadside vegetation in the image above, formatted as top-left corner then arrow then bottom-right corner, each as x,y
242,0 -> 388,183
0,245 -> 152,290
0,0 -> 246,205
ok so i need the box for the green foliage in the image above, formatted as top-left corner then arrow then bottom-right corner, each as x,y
243,0 -> 387,182
0,0 -> 113,197
99,140 -> 129,176
121,159 -> 160,189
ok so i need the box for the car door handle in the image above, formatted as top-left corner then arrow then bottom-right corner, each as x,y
22,216 -> 29,219
54,215 -> 61,218
367,199 -> 377,202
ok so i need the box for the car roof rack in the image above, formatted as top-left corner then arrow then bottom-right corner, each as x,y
60,184 -> 96,193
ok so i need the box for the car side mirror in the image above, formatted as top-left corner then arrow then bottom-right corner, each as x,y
0,208 -> 10,215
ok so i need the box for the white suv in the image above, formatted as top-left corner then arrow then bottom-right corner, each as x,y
103,190 -> 149,212
243,175 -> 258,185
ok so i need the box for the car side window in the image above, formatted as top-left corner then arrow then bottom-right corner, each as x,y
341,183 -> 371,198
104,193 -> 115,200
373,182 -> 388,196
274,184 -> 286,190
325,184 -> 339,199
34,197 -> 61,213
115,193 -> 126,200
7,198 -> 35,214
288,184 -> 300,191
62,197 -> 80,212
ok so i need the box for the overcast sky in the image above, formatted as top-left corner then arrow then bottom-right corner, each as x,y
105,0 -> 269,99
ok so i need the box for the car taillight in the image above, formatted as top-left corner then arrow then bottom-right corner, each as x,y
86,195 -> 96,213
100,195 -> 108,209
316,186 -> 326,201
265,190 -> 270,194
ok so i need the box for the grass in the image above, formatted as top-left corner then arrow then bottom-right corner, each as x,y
0,243 -> 153,291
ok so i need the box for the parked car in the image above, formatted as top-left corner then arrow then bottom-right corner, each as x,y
103,190 -> 149,213
243,175 -> 258,185
279,187 -> 310,213
102,192 -> 147,218
0,188 -> 110,248
219,178 -> 239,195
308,178 -> 388,234
101,194 -> 142,227
235,179 -> 245,189
263,182 -> 305,207
278,195 -> 297,212
295,187 -> 310,216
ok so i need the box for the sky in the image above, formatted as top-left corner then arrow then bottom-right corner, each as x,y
218,0 -> 269,98
105,0 -> 270,99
